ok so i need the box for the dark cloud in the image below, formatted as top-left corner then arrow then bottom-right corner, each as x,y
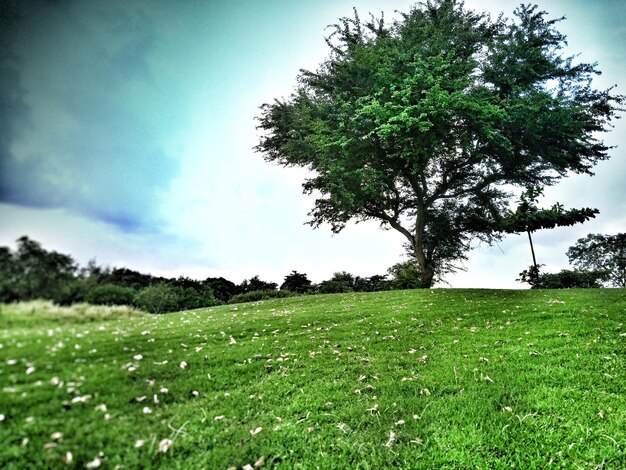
0,0 -> 180,232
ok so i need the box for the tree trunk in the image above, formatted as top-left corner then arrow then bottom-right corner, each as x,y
418,264 -> 435,288
412,242 -> 436,288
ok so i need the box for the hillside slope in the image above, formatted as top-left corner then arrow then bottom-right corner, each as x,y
1,289 -> 625,468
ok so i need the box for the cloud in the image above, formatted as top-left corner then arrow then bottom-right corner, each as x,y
0,0 -> 181,232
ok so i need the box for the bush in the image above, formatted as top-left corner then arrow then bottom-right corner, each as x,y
316,280 -> 353,294
229,290 -> 294,304
387,261 -> 423,289
84,284 -> 136,306
134,284 -> 180,314
52,280 -> 88,306
518,266 -> 607,289
539,269 -> 607,289
171,285 -> 221,310
134,284 -> 221,314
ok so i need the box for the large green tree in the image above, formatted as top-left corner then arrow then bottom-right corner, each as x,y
256,1 -> 623,287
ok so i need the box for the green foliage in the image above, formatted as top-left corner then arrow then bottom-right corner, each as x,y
239,275 -> 278,293
202,277 -> 241,303
567,233 -> 626,287
0,236 -> 77,302
256,1 -> 623,287
353,274 -> 391,292
100,267 -> 162,290
50,279 -> 89,306
228,289 -> 294,304
134,284 -> 180,314
2,289 -> 625,467
518,265 -> 607,289
280,271 -> 313,293
499,188 -> 598,234
387,260 -> 423,289
539,270 -> 608,289
316,280 -> 353,294
84,284 -> 136,306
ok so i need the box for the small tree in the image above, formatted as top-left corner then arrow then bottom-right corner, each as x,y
281,271 -> 313,293
387,261 -> 423,290
134,284 -> 180,314
499,188 -> 598,285
567,233 -> 626,287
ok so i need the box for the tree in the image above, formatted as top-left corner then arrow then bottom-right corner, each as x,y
1,236 -> 77,301
240,275 -> 278,293
281,270 -> 313,293
202,277 -> 241,303
256,1 -> 623,287
567,233 -> 626,287
499,187 -> 598,285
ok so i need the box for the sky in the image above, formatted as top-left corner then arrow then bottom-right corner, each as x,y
0,0 -> 624,288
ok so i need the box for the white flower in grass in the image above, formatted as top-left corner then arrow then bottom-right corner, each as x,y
133,354 -> 143,361
26,366 -> 35,375
229,336 -> 237,345
395,420 -> 405,426
50,432 -> 63,440
63,451 -> 73,464
142,407 -> 152,414
95,404 -> 107,412
249,427 -> 262,436
158,438 -> 173,453
179,361 -> 188,369
85,457 -> 101,468
153,394 -> 159,404
160,387 -> 169,394
71,395 -> 92,404
0,414 -> 4,422
214,415 -> 224,421
134,439 -> 145,448
385,430 -> 396,448
6,359 -> 17,365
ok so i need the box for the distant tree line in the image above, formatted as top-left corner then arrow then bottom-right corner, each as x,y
1,234 -> 622,313
0,236 -> 426,312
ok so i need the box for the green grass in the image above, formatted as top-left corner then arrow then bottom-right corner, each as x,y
1,289 -> 625,468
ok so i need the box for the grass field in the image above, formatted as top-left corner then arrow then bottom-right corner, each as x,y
1,289 -> 625,469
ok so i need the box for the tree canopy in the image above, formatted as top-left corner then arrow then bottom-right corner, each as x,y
256,0 -> 623,287
567,233 -> 626,287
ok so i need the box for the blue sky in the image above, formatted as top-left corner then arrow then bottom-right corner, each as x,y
1,0 -> 625,287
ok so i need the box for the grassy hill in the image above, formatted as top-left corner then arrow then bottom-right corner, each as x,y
1,289 -> 625,468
